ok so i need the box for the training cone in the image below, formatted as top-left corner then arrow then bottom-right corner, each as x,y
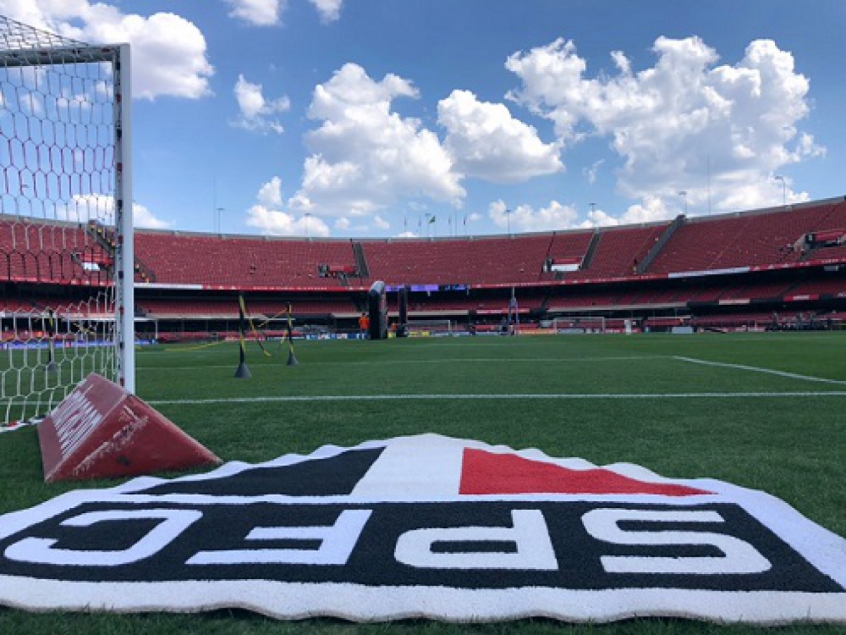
38,373 -> 221,483
234,362 -> 252,378
286,351 -> 299,366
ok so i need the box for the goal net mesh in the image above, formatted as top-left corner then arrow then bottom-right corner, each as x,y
0,16 -> 129,425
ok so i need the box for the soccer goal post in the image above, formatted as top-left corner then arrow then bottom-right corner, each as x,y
551,315 -> 607,334
406,319 -> 455,336
0,16 -> 134,425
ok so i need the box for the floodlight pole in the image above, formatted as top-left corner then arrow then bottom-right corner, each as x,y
774,175 -> 786,207
678,191 -> 688,215
216,207 -> 225,234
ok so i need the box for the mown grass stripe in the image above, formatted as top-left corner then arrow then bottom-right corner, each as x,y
136,355 -> 659,371
148,391 -> 846,406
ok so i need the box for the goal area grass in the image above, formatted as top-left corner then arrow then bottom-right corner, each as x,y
1,331 -> 844,635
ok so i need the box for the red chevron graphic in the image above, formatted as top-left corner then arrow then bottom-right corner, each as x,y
459,448 -> 711,496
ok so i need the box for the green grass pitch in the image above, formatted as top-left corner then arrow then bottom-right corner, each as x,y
1,331 -> 844,634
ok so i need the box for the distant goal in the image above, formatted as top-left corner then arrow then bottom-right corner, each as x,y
551,315 -> 607,334
0,16 -> 134,425
406,319 -> 455,336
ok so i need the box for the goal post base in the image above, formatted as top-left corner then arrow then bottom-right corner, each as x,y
38,373 -> 220,483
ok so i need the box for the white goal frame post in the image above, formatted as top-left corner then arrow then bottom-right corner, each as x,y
0,16 -> 134,423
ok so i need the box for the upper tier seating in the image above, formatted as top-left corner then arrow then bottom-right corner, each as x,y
5,198 -> 845,290
566,224 -> 668,280
134,232 -> 359,288
647,200 -> 846,274
0,218 -> 111,285
360,234 -> 554,285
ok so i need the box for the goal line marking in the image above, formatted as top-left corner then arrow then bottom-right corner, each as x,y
147,391 -> 846,406
673,356 -> 846,386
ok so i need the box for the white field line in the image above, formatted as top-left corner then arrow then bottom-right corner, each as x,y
147,391 -> 846,406
673,356 -> 846,386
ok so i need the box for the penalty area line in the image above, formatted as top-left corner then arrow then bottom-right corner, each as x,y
147,391 -> 846,406
673,356 -> 846,386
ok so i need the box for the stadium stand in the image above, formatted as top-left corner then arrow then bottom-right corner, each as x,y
360,234 -> 553,285
543,231 -> 595,274
137,297 -> 359,319
646,199 -> 846,274
567,223 -> 668,280
3,197 -> 845,335
134,231 -> 361,288
718,279 -> 796,301
0,217 -> 111,285
786,277 -> 846,297
400,293 -> 545,316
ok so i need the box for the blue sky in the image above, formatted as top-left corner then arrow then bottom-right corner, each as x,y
3,0 -> 844,238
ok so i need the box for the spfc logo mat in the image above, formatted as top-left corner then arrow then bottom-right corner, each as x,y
0,434 -> 844,624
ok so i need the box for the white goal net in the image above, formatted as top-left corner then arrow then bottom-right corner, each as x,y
0,16 -> 134,426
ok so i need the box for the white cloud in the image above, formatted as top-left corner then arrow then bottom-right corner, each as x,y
309,0 -> 343,23
132,202 -> 171,229
487,197 -> 674,231
233,74 -> 290,134
580,197 -> 673,228
294,63 -> 465,216
52,193 -> 170,228
246,205 -> 330,236
0,0 -> 213,100
256,176 -> 284,207
246,177 -> 329,236
488,199 -> 579,233
438,89 -> 562,183
226,0 -> 284,26
226,0 -> 341,26
506,36 -> 823,215
373,215 -> 390,230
